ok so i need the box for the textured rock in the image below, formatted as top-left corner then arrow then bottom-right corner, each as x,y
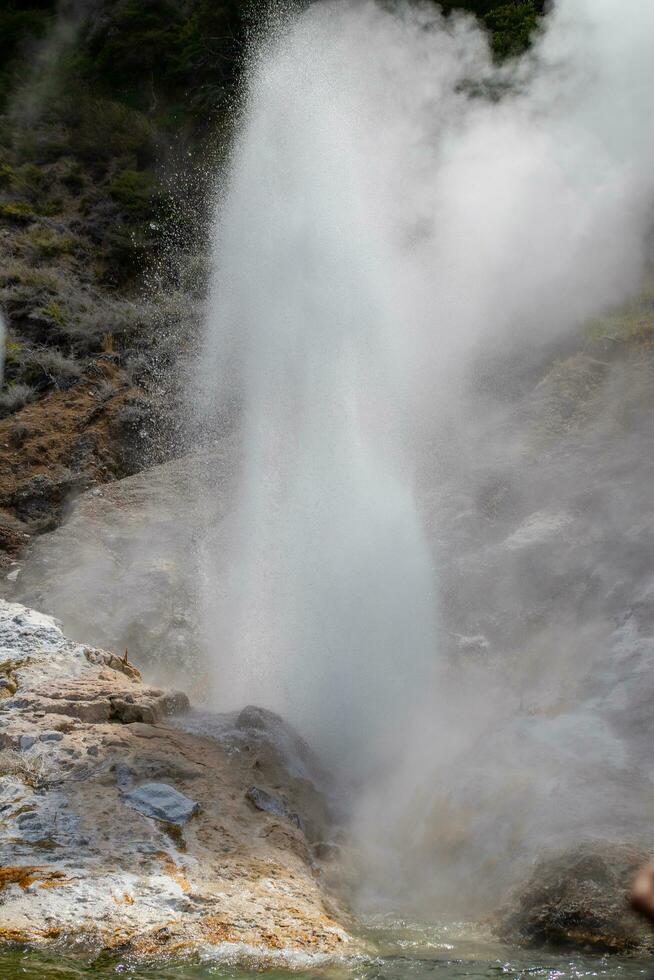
0,360 -> 155,557
497,843 -> 654,953
124,782 -> 200,825
246,786 -> 301,828
9,449 -> 234,690
0,598 -> 355,963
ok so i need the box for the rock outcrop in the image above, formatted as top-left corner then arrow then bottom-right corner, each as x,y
497,843 -> 654,953
0,356 -> 164,573
5,449 -> 232,690
0,599 -> 355,964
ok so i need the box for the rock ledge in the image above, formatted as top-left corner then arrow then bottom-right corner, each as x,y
0,599 -> 355,963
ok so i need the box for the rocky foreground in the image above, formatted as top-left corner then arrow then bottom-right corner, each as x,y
0,599 -> 355,964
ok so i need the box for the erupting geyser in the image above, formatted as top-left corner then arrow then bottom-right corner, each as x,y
199,6 -> 437,783
199,0 -> 654,916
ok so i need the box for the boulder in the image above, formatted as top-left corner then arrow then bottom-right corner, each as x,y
496,843 -> 654,953
124,782 -> 200,825
8,448 -> 235,690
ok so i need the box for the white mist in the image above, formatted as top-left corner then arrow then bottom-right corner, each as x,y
200,7 -> 437,783
199,0 -> 654,915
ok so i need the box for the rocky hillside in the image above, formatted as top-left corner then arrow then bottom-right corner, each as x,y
0,0 -> 249,567
0,1 -> 545,567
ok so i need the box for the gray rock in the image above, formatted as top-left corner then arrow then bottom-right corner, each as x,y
124,782 -> 199,825
496,843 -> 654,953
19,734 -> 37,751
246,786 -> 300,828
39,731 -> 63,742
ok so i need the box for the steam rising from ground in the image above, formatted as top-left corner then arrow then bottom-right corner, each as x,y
200,0 -> 654,914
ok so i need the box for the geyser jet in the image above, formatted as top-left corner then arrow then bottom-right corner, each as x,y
199,0 -> 654,913
199,3 -> 437,784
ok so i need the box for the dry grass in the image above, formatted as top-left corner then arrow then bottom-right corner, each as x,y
0,748 -> 52,789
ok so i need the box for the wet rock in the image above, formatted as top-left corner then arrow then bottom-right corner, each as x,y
496,843 -> 654,953
246,786 -> 301,828
236,704 -> 327,787
124,782 -> 200,825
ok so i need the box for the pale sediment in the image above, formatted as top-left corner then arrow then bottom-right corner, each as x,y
0,599 -> 357,963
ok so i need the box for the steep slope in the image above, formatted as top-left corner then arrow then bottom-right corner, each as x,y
0,1 -> 546,564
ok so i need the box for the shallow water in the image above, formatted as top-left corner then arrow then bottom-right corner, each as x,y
1,921 -> 652,979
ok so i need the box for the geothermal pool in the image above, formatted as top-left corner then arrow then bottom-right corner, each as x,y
1,921 -> 651,979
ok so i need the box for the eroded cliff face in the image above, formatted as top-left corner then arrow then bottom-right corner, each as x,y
0,599 -> 355,964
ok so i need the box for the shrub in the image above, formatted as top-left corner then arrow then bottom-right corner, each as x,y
60,164 -> 84,191
0,382 -> 37,416
18,346 -> 83,388
59,97 -> 157,167
485,2 -> 541,60
0,747 -> 52,789
0,7 -> 53,110
108,169 -> 161,219
39,299 -> 65,325
0,200 -> 37,223
24,228 -> 77,259
10,162 -> 48,199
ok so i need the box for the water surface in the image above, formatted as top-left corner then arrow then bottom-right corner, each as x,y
1,921 -> 651,979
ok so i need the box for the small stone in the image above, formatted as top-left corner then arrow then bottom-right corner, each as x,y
39,731 -> 63,742
114,763 -> 133,790
246,786 -> 301,828
6,569 -> 20,583
19,735 -> 37,751
124,782 -> 200,826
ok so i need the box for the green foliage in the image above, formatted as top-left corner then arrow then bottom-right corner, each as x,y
101,223 -> 161,284
25,228 -> 77,259
58,97 -> 157,167
83,0 -> 186,97
76,0 -> 251,119
40,299 -> 65,325
0,163 -> 16,189
0,201 -> 37,223
59,164 -> 84,192
484,2 -> 541,59
442,0 -> 545,59
10,163 -> 48,199
109,170 -> 162,219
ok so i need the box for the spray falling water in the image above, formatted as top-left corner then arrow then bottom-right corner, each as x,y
201,7 -> 437,783
199,0 -> 654,916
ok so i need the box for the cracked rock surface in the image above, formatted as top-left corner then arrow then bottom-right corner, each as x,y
0,599 -> 355,963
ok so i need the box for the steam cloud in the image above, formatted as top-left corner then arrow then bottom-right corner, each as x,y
203,0 -> 654,915
198,0 -> 654,914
